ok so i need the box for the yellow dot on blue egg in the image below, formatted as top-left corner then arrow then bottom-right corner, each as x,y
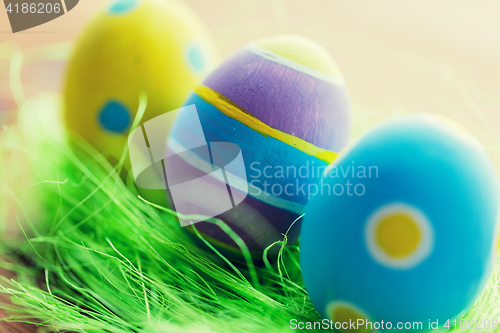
365,203 -> 434,269
327,302 -> 372,333
376,213 -> 420,258
186,43 -> 206,74
98,100 -> 131,134
109,0 -> 139,14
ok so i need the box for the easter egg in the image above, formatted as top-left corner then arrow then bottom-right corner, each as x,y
300,114 -> 500,332
164,35 -> 351,257
64,0 -> 217,172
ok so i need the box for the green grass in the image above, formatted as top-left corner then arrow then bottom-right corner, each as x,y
0,91 -> 321,332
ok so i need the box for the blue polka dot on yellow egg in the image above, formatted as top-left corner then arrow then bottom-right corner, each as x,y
97,100 -> 131,134
186,43 -> 206,74
109,0 -> 138,14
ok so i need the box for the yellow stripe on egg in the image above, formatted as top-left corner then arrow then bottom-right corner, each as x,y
195,85 -> 338,164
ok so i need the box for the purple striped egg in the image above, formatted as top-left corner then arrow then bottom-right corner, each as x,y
167,35 -> 352,258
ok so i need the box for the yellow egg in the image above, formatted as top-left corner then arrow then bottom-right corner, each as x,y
64,0 -> 217,171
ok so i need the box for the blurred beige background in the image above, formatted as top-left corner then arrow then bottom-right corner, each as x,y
1,0 -> 500,148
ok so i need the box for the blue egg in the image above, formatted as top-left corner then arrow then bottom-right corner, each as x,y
97,100 -> 131,133
300,114 -> 500,332
109,0 -> 139,14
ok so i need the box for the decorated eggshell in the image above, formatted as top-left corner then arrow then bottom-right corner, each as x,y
300,114 -> 500,332
64,0 -> 217,171
165,35 -> 351,257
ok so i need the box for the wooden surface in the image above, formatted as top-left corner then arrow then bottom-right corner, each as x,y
0,321 -> 37,333
0,267 -> 37,332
